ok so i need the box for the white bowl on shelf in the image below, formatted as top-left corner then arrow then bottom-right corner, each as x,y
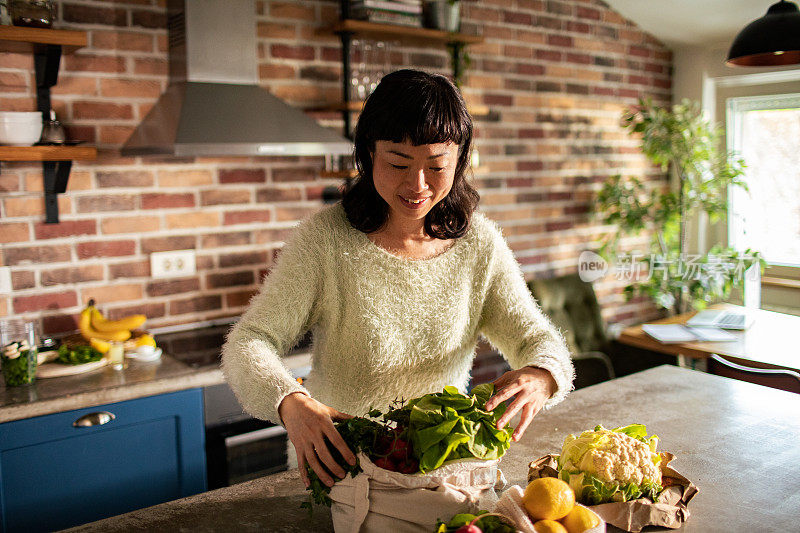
0,114 -> 43,146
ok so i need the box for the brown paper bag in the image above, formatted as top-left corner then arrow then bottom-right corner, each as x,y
528,454 -> 698,533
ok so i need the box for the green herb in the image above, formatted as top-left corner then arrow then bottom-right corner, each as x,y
435,511 -> 516,533
1,348 -> 36,386
56,344 -> 102,365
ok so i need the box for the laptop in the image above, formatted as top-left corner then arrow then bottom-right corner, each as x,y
686,309 -> 755,330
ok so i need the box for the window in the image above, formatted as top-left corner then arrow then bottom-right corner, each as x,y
727,93 -> 800,267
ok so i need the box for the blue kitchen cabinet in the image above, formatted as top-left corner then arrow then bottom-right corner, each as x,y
0,388 -> 206,532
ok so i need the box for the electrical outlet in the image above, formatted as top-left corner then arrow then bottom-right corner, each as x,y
0,267 -> 11,294
150,250 -> 196,279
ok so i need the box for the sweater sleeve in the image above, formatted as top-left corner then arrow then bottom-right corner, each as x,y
221,218 -> 323,424
478,226 -> 575,408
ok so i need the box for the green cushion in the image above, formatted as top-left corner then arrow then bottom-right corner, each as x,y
528,274 -> 607,354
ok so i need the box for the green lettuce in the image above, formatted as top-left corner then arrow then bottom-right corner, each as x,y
387,384 -> 513,473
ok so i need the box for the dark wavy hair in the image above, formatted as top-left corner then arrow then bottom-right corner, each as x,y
342,69 -> 480,239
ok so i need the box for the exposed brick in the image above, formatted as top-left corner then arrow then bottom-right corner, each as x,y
81,284 -> 144,305
170,295 -> 222,315
134,58 -> 168,76
271,44 -> 315,61
0,223 -> 29,243
272,167 -> 317,183
165,211 -> 220,229
141,192 -> 195,209
34,220 -> 96,240
92,31 -> 154,52
201,231 -> 251,248
219,168 -> 267,184
109,260 -> 150,280
223,209 -> 271,225
258,21 -> 296,39
158,169 -> 213,187
131,9 -> 167,29
14,291 -> 77,313
77,240 -> 136,259
3,245 -> 70,266
97,171 -> 154,188
73,101 -> 133,120
76,194 -> 136,213
41,265 -> 104,286
270,2 -> 315,21
141,236 -> 196,254
42,313 -> 80,336
4,196 -> 71,218
219,251 -> 269,268
102,215 -> 160,234
105,302 -> 165,321
146,278 -> 201,297
100,79 -> 162,98
259,64 -> 296,80
275,205 -> 321,222
63,54 -> 127,74
206,271 -> 255,289
226,289 -> 258,308
11,271 -> 35,290
201,189 -> 251,206
255,186 -> 303,203
63,4 -> 127,26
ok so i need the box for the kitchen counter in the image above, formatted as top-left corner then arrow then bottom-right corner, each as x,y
0,354 -> 223,424
66,365 -> 800,532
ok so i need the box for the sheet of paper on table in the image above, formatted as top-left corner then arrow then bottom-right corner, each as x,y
642,324 -> 737,344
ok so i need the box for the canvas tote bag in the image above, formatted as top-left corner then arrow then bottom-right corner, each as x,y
328,452 -> 503,533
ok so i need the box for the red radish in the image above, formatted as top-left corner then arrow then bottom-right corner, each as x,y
396,457 -> 419,474
373,457 -> 397,471
389,439 -> 410,461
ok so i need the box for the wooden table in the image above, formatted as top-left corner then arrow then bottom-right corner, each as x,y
70,366 -> 800,532
618,304 -> 800,371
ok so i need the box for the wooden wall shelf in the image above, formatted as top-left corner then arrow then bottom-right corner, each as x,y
0,26 -> 87,52
0,145 -> 97,162
327,19 -> 483,45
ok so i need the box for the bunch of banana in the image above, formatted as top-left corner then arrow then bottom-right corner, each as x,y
79,299 -> 147,349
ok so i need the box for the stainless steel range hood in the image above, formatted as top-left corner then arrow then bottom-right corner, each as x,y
122,0 -> 352,158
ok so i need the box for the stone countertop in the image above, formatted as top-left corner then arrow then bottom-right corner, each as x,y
67,365 -> 800,532
0,354 -> 223,424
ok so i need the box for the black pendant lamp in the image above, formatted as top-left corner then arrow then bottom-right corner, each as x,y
726,0 -> 800,66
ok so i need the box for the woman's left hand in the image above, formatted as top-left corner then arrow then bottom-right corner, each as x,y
484,366 -> 557,442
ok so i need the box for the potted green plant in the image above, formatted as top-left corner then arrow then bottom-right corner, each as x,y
424,0 -> 461,33
596,98 -> 764,315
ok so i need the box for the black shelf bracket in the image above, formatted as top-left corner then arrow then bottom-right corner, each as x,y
43,160 -> 72,224
33,43 -> 72,224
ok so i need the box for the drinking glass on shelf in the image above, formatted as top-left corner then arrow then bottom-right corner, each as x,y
1,319 -> 38,387
108,341 -> 125,370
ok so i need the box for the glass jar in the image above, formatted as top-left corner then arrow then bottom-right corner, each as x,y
9,0 -> 54,29
1,319 -> 38,387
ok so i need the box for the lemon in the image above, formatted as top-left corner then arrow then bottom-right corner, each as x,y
522,477 -> 576,521
560,505 -> 600,533
533,519 -> 568,533
135,334 -> 156,347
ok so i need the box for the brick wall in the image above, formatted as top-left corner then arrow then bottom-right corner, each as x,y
0,0 -> 671,337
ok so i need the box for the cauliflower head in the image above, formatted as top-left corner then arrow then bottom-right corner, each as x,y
556,424 -> 663,505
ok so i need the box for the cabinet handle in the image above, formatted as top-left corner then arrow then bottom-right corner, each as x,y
73,411 -> 116,427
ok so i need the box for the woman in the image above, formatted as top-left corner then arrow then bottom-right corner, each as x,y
222,69 -> 574,490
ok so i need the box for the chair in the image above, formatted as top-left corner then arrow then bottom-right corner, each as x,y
528,274 -> 615,389
707,354 -> 800,394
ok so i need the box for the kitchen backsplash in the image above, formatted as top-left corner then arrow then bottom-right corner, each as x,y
0,0 -> 672,335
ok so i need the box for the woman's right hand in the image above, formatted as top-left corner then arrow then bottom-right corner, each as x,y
278,392 -> 357,488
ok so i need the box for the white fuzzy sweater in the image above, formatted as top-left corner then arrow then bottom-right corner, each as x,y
222,204 -> 574,424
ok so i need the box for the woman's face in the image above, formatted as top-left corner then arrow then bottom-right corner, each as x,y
371,139 -> 459,229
